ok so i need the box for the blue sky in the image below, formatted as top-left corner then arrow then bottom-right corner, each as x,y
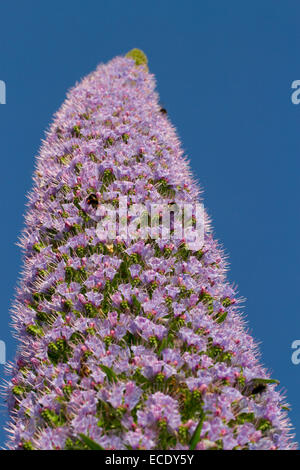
0,0 -> 299,447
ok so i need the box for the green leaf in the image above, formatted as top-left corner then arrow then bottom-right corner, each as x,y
248,378 -> 280,387
189,412 -> 205,450
157,337 -> 169,355
236,412 -> 255,424
99,364 -> 118,383
216,311 -> 228,324
256,378 -> 279,385
131,294 -> 141,313
79,434 -> 104,450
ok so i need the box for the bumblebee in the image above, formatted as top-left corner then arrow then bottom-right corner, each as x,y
86,193 -> 98,209
251,383 -> 267,395
242,379 -> 267,396
160,107 -> 167,115
79,363 -> 91,378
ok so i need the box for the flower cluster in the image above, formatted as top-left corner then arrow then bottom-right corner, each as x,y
4,50 -> 296,450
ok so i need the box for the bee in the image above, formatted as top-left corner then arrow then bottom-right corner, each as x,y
86,193 -> 98,209
105,243 -> 114,254
242,379 -> 267,396
251,383 -> 267,395
79,363 -> 91,378
160,107 -> 167,115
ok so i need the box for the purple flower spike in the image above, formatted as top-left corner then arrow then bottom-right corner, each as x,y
4,49 -> 296,450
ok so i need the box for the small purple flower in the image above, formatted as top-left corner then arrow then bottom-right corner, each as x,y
125,429 -> 155,450
137,392 -> 182,431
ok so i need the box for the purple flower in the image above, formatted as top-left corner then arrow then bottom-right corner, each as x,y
137,392 -> 182,431
125,429 -> 155,450
5,49 -> 296,451
124,382 -> 143,410
86,291 -> 103,306
35,427 -> 68,450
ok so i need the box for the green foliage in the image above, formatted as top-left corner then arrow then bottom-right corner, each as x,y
189,411 -> 205,450
122,133 -> 130,143
125,48 -> 148,67
100,364 -> 118,384
79,434 -> 104,450
215,311 -> 228,324
26,323 -> 44,337
12,385 -> 26,397
48,338 -> 70,365
22,441 -> 34,450
84,302 -> 99,318
41,409 -> 66,428
156,178 -> 176,199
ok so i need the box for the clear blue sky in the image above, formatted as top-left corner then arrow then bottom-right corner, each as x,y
0,0 -> 299,447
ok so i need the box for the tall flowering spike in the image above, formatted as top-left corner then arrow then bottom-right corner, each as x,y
5,50 -> 296,450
